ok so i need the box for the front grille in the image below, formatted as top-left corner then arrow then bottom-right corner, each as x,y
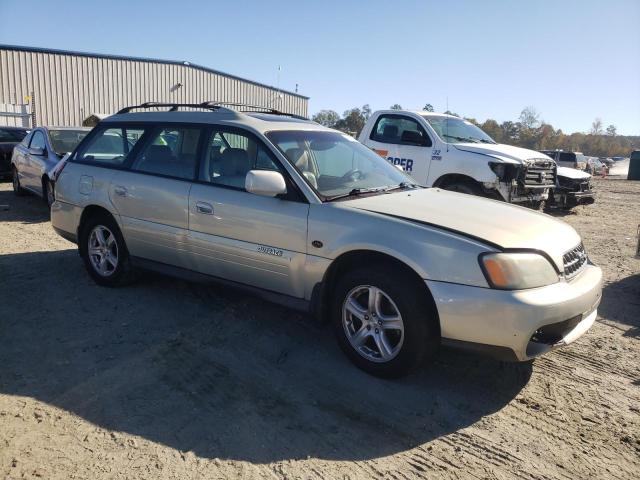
522,160 -> 556,186
563,242 -> 588,280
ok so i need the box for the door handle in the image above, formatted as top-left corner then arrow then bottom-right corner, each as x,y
195,201 -> 214,215
113,185 -> 127,197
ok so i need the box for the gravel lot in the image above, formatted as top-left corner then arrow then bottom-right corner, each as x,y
0,177 -> 638,479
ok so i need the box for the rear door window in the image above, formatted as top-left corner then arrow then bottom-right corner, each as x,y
76,126 -> 146,165
131,127 -> 202,180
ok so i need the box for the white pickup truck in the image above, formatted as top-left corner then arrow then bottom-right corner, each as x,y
358,110 -> 556,206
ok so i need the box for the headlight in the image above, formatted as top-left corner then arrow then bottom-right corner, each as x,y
480,252 -> 559,290
489,162 -> 505,178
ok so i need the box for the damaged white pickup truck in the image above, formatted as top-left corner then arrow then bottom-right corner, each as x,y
358,110 -> 556,207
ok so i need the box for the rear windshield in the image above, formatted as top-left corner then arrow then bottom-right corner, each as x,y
0,128 -> 28,142
49,129 -> 89,155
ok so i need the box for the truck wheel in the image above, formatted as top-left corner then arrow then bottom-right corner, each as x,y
79,212 -> 135,287
332,266 -> 439,378
12,167 -> 26,196
441,181 -> 483,196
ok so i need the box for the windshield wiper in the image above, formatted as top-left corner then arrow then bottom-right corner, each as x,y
384,181 -> 421,192
325,187 -> 388,202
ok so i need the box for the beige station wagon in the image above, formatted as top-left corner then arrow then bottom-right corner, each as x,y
49,102 -> 603,377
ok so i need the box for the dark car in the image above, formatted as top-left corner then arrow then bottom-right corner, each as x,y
0,126 -> 30,179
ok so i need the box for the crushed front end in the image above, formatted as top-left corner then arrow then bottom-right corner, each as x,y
487,159 -> 556,206
550,173 -> 596,209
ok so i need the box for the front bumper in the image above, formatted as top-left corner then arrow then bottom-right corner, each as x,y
427,264 -> 602,361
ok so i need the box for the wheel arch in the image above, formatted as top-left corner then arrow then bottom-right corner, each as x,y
77,205 -> 118,245
312,249 -> 440,333
432,173 -> 480,188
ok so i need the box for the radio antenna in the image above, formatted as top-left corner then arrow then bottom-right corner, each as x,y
446,96 -> 449,152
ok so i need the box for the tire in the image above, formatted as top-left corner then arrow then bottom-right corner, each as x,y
441,180 -> 483,196
44,177 -> 55,208
332,265 -> 439,378
79,212 -> 135,287
12,167 -> 26,196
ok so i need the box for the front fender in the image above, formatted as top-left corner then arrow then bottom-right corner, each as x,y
308,203 -> 493,288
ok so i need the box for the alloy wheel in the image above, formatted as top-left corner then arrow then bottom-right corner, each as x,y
88,225 -> 119,277
342,285 -> 405,363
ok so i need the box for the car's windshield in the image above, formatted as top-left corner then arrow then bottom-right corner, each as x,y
266,130 -> 416,200
421,116 -> 496,144
49,129 -> 89,154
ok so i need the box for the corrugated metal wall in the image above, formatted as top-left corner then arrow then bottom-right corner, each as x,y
0,46 -> 308,127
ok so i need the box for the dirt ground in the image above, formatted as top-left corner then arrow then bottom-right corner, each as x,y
0,176 -> 638,480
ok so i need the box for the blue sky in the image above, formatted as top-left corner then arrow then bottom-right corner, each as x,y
1,0 -> 639,134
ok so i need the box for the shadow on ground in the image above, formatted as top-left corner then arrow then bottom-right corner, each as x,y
600,273 -> 640,338
0,249 -> 531,462
0,188 -> 49,224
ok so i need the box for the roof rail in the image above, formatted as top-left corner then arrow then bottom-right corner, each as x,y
116,101 -> 308,120
116,102 -> 227,114
206,101 -> 309,120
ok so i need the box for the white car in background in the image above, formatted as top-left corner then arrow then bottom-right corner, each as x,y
359,110 -> 556,208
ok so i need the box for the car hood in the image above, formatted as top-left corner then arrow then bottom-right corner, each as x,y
557,166 -> 591,180
454,143 -> 552,164
345,188 -> 581,270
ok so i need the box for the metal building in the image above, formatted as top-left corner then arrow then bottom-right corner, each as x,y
0,44 -> 308,127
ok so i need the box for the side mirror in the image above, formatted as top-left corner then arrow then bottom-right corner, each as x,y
245,170 -> 287,197
29,146 -> 45,156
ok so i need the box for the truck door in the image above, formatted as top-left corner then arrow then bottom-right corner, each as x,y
363,113 -> 432,185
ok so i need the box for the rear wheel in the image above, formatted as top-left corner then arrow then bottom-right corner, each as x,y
12,167 -> 26,196
44,178 -> 55,208
79,213 -> 135,287
332,266 -> 439,378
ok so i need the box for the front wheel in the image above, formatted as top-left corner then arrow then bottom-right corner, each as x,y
441,181 -> 483,196
332,266 -> 439,378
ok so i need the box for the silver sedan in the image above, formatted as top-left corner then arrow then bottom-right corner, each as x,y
11,126 -> 90,207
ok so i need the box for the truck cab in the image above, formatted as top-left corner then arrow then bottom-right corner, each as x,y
358,110 -> 556,206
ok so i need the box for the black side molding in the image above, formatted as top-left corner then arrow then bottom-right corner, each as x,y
130,256 -> 311,313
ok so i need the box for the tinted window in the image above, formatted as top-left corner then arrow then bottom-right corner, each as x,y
77,126 -> 146,165
559,152 -> 576,163
0,129 -> 27,142
370,115 -> 432,147
49,129 -> 89,155
29,131 -> 46,150
131,127 -> 201,180
199,128 -> 280,190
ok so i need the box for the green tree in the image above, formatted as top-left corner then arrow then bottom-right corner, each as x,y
444,110 -> 460,117
390,104 -> 403,110
606,124 -> 617,136
334,107 -> 367,136
423,103 -> 434,112
311,109 -> 340,128
481,119 -> 502,142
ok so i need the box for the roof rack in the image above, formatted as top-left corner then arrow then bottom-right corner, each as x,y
207,102 -> 309,120
116,101 -> 308,120
116,102 -> 224,114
